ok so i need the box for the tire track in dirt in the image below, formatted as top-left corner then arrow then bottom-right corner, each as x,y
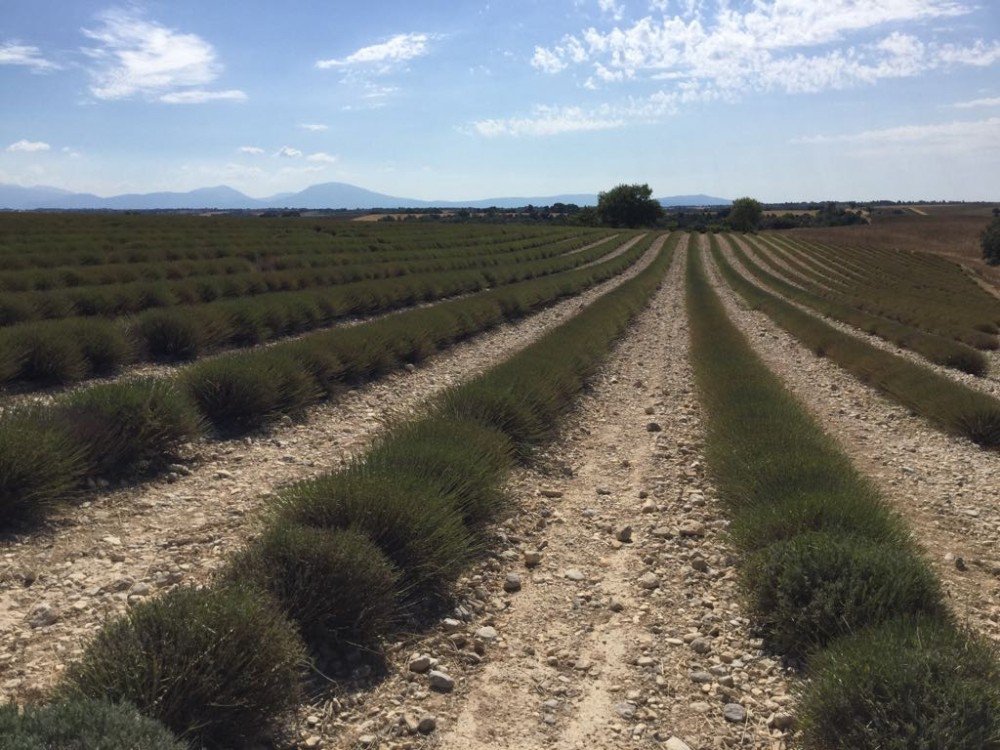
0,236 -> 655,704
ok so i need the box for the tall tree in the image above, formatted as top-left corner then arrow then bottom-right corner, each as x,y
982,216 -> 1000,266
728,197 -> 764,232
596,184 -> 664,228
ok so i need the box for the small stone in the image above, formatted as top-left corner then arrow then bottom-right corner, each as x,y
304,736 -> 321,748
442,618 -> 463,631
644,406 -> 655,415
689,637 -> 712,654
102,535 -> 122,546
214,470 -> 233,480
564,568 -> 586,581
417,715 -> 437,734
615,525 -> 633,543
679,520 -> 706,537
428,670 -> 455,692
357,735 -> 378,748
955,556 -> 968,571
646,422 -> 662,432
665,738 -> 693,750
524,550 -> 543,568
637,572 -> 660,590
614,701 -> 636,720
28,605 -> 59,628
723,703 -> 747,723
476,626 -> 499,642
540,488 -> 563,498
504,573 -> 522,593
408,655 -> 432,673
596,486 -> 612,495
690,671 -> 713,684
771,711 -> 795,730
609,597 -> 625,612
641,501 -> 656,514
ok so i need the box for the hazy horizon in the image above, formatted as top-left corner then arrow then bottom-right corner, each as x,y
2,0 -> 999,202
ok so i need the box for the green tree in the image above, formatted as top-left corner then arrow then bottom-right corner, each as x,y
983,217 -> 1000,266
596,184 -> 664,228
728,197 -> 764,232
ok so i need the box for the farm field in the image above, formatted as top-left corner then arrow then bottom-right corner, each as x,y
1,217 -> 999,750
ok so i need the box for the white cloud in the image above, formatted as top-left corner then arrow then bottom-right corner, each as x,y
82,8 -> 242,103
952,96 -> 1000,108
299,122 -> 329,131
238,146 -> 265,155
316,33 -> 431,71
0,42 -> 59,71
7,139 -> 51,153
306,152 -> 338,164
472,105 -> 626,137
792,117 -> 1000,154
598,0 -> 625,21
532,1 -> 994,97
159,89 -> 246,104
275,146 -> 303,158
62,147 -> 82,159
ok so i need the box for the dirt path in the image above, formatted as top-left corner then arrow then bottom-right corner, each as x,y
702,242 -> 1000,649
299,237 -> 795,750
0,234 -> 625,410
725,237 -> 1000,395
0,236 -> 657,705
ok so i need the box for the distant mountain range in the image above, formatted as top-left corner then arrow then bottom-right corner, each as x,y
0,181 -> 731,211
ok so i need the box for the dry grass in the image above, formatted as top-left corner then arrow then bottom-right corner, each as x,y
792,208 -> 1000,288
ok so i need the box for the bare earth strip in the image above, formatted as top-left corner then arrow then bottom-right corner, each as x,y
702,238 -> 1000,650
0,236 -> 657,705
305,237 -> 795,750
725,236 -> 1000,396
0,233 -> 624,410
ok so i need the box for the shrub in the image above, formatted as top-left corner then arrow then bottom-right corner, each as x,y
59,379 -> 202,477
138,308 -> 231,360
364,418 -> 514,525
71,319 -> 135,375
0,410 -> 84,528
61,585 -> 304,748
743,531 -> 943,656
0,699 -> 185,749
799,618 -> 1000,749
227,523 -> 398,647
278,469 -> 474,596
10,325 -> 88,384
438,383 -> 553,451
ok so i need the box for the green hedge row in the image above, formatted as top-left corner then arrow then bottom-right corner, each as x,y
53,234 -> 677,747
0,233 -> 624,386
0,234 -> 653,531
685,241 -> 1000,748
732,236 -> 988,375
0,231 -> 599,325
710,235 -> 1000,447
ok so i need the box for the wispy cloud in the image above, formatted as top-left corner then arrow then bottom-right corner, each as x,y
792,117 -> 1000,154
7,139 -> 51,153
306,152 -> 337,164
316,33 -> 431,72
0,42 -> 59,72
299,122 -> 329,131
160,89 -> 246,104
238,146 -> 265,155
534,1 -> 995,94
951,96 -> 1000,108
82,8 -> 245,103
275,146 -> 303,158
472,105 -> 626,137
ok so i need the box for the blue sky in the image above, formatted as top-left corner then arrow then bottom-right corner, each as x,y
1,0 -> 998,201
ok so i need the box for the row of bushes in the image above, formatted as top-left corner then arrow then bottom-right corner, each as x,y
710,236 -> 1000,447
34,234 -> 677,747
685,243 -> 1000,748
769,235 -> 1000,350
0,229 -> 592,292
0,234 -> 656,530
0,232 -> 607,325
0,234 -> 627,386
0,216 -> 578,272
729,236 -> 989,375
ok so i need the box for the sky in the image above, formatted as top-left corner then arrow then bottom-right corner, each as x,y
0,0 -> 998,201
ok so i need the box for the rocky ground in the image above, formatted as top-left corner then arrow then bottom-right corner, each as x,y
3,230 -> 996,750
0,235 -> 655,704
289,238 -> 796,750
